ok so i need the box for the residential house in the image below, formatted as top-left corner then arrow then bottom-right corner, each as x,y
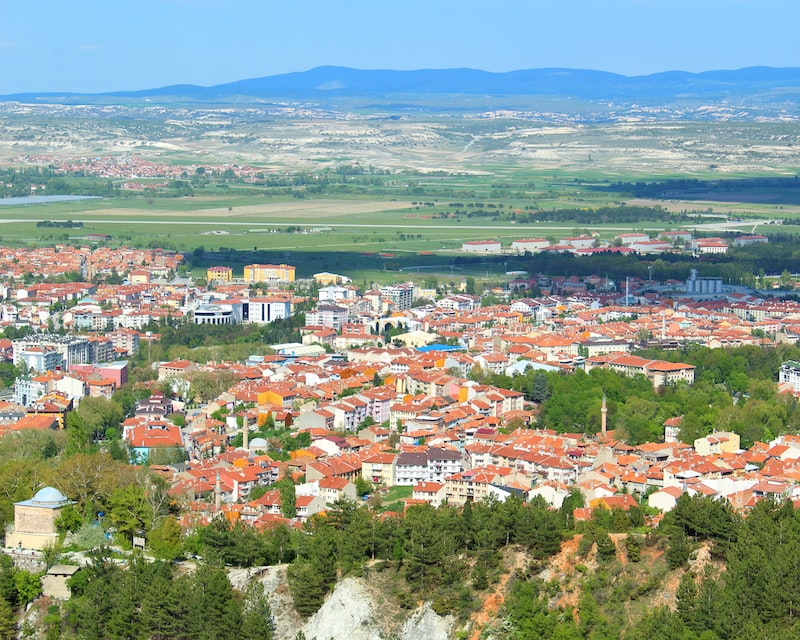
125,420 -> 183,463
295,494 -> 327,520
318,477 -> 358,504
445,465 -> 514,506
694,431 -> 740,456
395,452 -> 428,486
412,482 -> 447,508
427,447 -> 464,483
361,453 -> 397,487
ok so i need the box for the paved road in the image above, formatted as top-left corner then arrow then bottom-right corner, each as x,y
0,216 -> 757,232
0,215 -> 772,235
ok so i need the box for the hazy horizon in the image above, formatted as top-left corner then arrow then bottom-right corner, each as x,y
6,63 -> 800,98
2,0 -> 799,94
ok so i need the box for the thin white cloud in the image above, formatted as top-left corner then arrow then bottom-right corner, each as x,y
0,41 -> 14,48
163,0 -> 228,8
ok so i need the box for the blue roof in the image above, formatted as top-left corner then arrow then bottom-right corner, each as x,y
416,344 -> 464,353
16,486 -> 71,509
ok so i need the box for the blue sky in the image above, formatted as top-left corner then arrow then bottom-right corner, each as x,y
1,0 -> 798,94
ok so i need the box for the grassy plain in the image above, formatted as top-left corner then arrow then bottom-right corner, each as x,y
0,195 -> 708,245
0,193 -> 783,285
2,112 -> 799,282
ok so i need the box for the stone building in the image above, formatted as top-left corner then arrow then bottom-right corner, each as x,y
8,487 -> 72,550
42,565 -> 81,599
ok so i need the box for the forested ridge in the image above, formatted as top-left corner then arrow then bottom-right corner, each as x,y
33,491 -> 800,640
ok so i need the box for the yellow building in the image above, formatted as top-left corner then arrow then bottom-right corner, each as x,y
129,269 -> 151,284
313,272 -> 351,285
694,431 -> 740,456
207,266 -> 233,283
244,263 -> 296,284
361,453 -> 397,487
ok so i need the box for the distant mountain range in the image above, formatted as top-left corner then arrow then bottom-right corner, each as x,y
5,66 -> 800,111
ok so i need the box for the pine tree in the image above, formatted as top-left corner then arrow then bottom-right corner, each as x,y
0,557 -> 16,608
337,505 -> 372,574
666,529 -> 691,569
515,499 -> 563,559
140,574 -> 187,640
403,504 -> 446,592
193,565 -> 242,640
675,572 -> 698,629
288,559 -> 329,619
276,478 -> 296,519
288,521 -> 338,619
531,371 -> 550,403
625,533 -> 642,562
595,529 -> 617,561
104,571 -> 140,640
0,597 -> 15,640
241,581 -> 274,640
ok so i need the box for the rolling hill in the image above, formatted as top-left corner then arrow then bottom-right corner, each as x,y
4,66 -> 800,113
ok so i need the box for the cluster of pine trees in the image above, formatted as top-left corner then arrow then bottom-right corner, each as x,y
0,555 -> 43,640
194,496 -> 575,620
491,494 -> 800,639
183,491 -> 800,637
57,552 -> 272,640
628,497 -> 800,639
20,484 -> 800,638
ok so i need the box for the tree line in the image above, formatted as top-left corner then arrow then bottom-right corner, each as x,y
59,552 -> 272,640
481,344 -> 800,447
600,176 -> 800,206
192,495 -> 573,620
626,497 -> 800,640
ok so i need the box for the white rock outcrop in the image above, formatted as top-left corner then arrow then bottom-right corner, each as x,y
229,566 -> 456,640
302,577 -> 381,640
399,602 -> 454,640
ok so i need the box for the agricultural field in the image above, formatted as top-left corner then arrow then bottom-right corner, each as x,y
2,106 -> 800,282
0,195 -> 785,287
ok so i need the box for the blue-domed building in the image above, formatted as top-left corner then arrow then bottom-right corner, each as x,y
8,487 -> 72,550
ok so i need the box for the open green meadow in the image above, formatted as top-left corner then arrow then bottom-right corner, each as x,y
2,114 -> 800,282
0,176 -> 796,284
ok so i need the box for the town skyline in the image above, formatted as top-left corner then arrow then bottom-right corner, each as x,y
0,221 -> 798,636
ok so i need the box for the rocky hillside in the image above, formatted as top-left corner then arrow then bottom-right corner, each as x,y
228,533 -> 711,640
228,565 -> 454,640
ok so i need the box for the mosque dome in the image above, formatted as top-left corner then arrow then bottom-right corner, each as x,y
30,487 -> 69,506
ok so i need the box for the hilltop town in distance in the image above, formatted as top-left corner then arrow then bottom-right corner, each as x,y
1,69 -> 800,639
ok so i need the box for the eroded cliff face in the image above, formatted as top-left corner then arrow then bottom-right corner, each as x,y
302,577 -> 382,640
229,565 -> 455,640
399,602 -> 455,640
